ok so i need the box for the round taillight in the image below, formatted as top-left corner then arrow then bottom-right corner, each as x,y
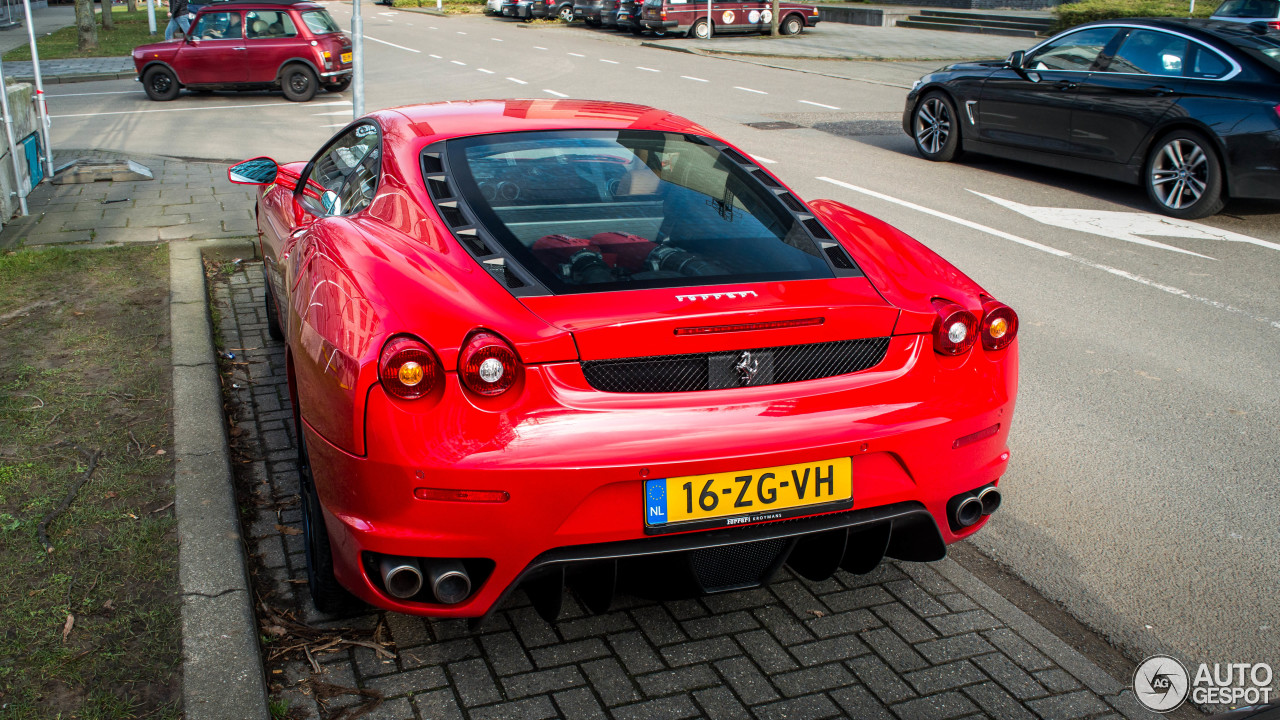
931,299 -> 977,356
459,331 -> 521,397
980,298 -> 1018,351
379,336 -> 442,400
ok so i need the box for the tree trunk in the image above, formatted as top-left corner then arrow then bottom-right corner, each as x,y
74,0 -> 97,51
769,0 -> 779,35
102,0 -> 115,30
127,0 -> 137,13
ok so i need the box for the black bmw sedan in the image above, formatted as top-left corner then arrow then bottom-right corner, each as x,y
903,19 -> 1280,218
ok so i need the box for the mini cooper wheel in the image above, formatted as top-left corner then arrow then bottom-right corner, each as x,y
142,66 -> 180,101
297,424 -> 362,615
780,14 -> 803,35
912,91 -> 962,162
324,77 -> 352,93
690,17 -> 710,39
281,64 -> 318,102
1144,130 -> 1225,219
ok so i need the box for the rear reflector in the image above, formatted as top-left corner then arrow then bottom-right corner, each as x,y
414,487 -> 510,503
953,423 -> 1000,449
675,317 -> 824,336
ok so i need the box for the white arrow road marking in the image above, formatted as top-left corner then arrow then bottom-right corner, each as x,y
972,191 -> 1280,257
365,36 -> 420,52
817,177 -> 1280,330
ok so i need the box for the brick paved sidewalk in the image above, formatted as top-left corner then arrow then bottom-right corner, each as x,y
212,263 -> 1161,720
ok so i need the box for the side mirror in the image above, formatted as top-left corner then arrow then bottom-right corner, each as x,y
1007,50 -> 1025,70
228,157 -> 279,185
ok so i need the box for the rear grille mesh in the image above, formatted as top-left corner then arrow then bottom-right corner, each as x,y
690,539 -> 789,592
581,337 -> 891,393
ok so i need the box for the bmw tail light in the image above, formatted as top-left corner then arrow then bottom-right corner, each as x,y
980,297 -> 1019,351
459,331 -> 522,396
379,335 -> 442,400
931,299 -> 977,356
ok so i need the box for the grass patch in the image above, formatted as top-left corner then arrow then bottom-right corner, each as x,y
0,245 -> 179,719
393,0 -> 486,14
3,7 -> 166,61
1053,0 -> 1218,30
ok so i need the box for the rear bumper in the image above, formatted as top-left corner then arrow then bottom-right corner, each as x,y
305,333 -> 1018,617
319,68 -> 352,79
642,18 -> 678,29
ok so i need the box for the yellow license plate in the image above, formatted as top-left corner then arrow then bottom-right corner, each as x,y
341,52 -> 352,63
645,457 -> 852,531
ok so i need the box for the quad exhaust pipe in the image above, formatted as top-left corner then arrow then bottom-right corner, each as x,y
378,556 -> 471,604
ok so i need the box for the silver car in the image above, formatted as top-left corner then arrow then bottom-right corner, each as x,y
1210,0 -> 1280,28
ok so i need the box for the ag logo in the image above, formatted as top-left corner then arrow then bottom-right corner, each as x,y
1134,655 -> 1190,712
748,9 -> 760,22
721,10 -> 734,22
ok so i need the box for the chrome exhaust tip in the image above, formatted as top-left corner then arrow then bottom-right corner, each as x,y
955,496 -> 984,528
978,487 -> 1002,515
427,560 -> 471,605
379,556 -> 424,599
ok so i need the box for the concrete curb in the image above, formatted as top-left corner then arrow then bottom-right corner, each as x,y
8,71 -> 135,85
395,6 -> 450,16
170,237 -> 270,720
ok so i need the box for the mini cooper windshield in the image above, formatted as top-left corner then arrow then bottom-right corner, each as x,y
444,130 -> 833,294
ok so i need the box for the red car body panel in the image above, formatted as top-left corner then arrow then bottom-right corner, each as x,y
245,100 -> 1019,618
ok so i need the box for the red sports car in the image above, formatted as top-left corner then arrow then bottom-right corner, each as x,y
228,99 -> 1018,620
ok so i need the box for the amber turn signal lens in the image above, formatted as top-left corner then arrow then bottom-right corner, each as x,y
379,336 -> 442,400
398,361 -> 424,386
979,298 -> 1018,351
988,317 -> 1008,339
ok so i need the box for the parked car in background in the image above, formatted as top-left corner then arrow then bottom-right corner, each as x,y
1210,0 -> 1280,28
573,0 -> 603,25
904,19 -> 1280,218
228,98 -> 1019,620
599,0 -> 619,27
531,0 -> 575,21
133,0 -> 352,102
500,0 -> 519,16
641,0 -> 820,38
485,0 -> 503,14
616,0 -> 643,34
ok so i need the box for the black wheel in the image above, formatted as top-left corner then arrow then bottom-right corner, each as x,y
324,77 -> 352,93
780,13 -> 802,35
1144,130 -> 1225,219
689,17 -> 709,39
281,64 -> 318,102
142,66 -> 180,101
558,3 -> 572,20
264,277 -> 284,342
297,419 -> 363,615
912,91 -> 962,162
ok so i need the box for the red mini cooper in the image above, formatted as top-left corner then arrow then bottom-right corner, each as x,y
132,0 -> 352,102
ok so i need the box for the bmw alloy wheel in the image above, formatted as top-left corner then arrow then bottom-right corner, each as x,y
914,97 -> 950,156
1149,138 -> 1208,211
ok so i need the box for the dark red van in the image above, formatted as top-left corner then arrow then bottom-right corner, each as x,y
640,0 -> 820,37
132,0 -> 352,102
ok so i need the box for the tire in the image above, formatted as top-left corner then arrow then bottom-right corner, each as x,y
780,13 -> 803,35
280,64 -> 318,102
142,66 -> 180,101
911,91 -> 962,162
324,77 -> 352,93
297,416 -> 363,615
265,277 -> 284,342
558,3 -> 572,20
1143,129 -> 1225,219
689,17 -> 709,39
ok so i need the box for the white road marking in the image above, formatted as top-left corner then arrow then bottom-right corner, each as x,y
817,177 -> 1280,330
636,66 -> 659,72
478,68 -> 495,74
492,37 -> 503,41
508,77 -> 527,84
973,191 -> 1280,257
735,86 -> 766,94
752,155 -> 777,164
451,60 -> 467,65
365,36 -> 420,52
543,89 -> 569,97
322,123 -> 349,128
457,30 -> 467,34
429,25 -> 437,28
47,90 -> 139,98
600,58 -> 618,64
534,45 -> 547,50
429,53 -> 443,58
51,100 -> 351,119
681,75 -> 708,82
569,52 -> 585,57
799,100 -> 839,110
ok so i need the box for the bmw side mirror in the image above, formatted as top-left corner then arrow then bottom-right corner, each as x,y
1007,50 -> 1025,70
228,157 -> 279,185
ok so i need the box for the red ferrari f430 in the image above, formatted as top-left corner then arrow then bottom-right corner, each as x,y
228,99 -> 1019,621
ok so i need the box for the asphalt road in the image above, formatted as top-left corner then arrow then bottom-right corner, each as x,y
44,4 -> 1280,680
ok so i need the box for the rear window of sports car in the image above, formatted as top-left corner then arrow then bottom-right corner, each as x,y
442,130 -> 832,294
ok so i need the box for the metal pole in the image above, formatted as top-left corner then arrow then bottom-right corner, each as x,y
147,0 -> 156,34
20,0 -> 52,180
0,57 -> 30,216
706,0 -> 711,37
352,0 -> 364,119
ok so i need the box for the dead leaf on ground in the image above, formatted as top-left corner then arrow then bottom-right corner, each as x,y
276,525 -> 302,536
809,610 -> 825,618
61,614 -> 75,643
102,599 -> 115,611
